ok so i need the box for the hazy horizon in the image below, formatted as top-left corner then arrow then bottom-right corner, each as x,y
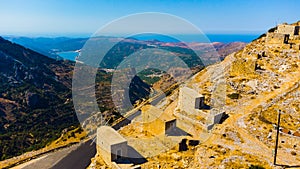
3,33 -> 260,44
1,0 -> 299,36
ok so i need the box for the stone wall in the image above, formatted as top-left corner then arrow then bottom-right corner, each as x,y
176,86 -> 226,132
266,32 -> 288,44
290,35 -> 300,44
276,24 -> 297,36
174,111 -> 205,137
141,105 -> 175,136
206,110 -> 225,130
97,144 -> 112,166
266,24 -> 300,47
229,58 -> 257,77
97,126 -> 128,166
177,87 -> 203,115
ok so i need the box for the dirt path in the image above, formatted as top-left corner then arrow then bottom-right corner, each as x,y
202,67 -> 300,167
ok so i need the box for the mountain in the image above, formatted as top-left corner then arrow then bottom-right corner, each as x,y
2,36 -> 246,92
92,21 -> 300,168
0,37 -> 78,160
212,41 -> 247,60
0,37 -> 151,161
190,21 -> 300,168
4,36 -> 245,62
93,37 -> 245,87
0,33 -> 246,164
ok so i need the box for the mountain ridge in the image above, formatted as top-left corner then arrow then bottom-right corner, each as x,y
0,36 -> 154,161
90,21 -> 300,168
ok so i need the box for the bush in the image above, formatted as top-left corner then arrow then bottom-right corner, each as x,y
227,93 -> 240,99
291,151 -> 297,156
268,26 -> 277,33
249,165 -> 265,169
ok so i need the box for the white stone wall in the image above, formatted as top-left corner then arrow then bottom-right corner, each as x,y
206,110 -> 225,130
97,145 -> 112,166
266,32 -> 286,44
97,129 -> 112,164
276,24 -> 296,36
178,86 -> 203,115
177,86 -> 226,131
97,127 -> 128,166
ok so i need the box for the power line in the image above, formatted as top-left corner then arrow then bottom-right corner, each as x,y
274,109 -> 281,165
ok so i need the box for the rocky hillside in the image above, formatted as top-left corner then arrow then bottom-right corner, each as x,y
0,34 -> 246,165
90,21 -> 300,169
0,37 -> 78,160
0,37 -> 151,161
189,21 -> 300,168
179,21 -> 299,168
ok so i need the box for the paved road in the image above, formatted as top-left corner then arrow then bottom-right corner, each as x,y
14,144 -> 80,169
51,140 -> 96,169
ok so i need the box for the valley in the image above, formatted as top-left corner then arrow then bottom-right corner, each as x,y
1,20 -> 299,169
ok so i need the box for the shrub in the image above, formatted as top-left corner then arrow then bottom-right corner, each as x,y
227,93 -> 240,99
249,165 -> 265,169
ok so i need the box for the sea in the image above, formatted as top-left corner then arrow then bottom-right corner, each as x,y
207,34 -> 260,43
56,51 -> 79,61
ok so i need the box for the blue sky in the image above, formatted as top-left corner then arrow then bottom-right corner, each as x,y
0,0 -> 299,36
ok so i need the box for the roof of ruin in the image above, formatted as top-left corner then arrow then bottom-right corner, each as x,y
141,105 -> 175,122
97,126 -> 127,145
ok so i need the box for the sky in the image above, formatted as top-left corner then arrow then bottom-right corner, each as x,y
0,0 -> 299,37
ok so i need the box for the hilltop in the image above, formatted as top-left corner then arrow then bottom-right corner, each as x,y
90,21 -> 300,169
190,21 -> 300,168
0,32 -> 246,165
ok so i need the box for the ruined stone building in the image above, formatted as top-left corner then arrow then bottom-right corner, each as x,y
266,23 -> 300,49
230,22 -> 300,77
97,126 -> 128,166
177,87 -> 205,115
141,105 -> 176,136
276,24 -> 299,36
175,86 -> 225,135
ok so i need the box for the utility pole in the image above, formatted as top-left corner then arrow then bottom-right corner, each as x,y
274,109 -> 281,165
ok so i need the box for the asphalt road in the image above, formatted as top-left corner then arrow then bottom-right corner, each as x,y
51,140 -> 96,169
17,144 -> 80,169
